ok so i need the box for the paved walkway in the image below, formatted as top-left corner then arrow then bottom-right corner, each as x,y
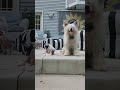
36,74 -> 85,90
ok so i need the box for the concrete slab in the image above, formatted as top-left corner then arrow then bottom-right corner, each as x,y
0,55 -> 26,70
35,49 -> 46,74
43,51 -> 85,74
35,49 -> 85,75
18,70 -> 34,90
35,74 -> 85,90
0,70 -> 23,90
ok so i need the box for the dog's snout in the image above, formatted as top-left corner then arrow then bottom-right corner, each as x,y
45,45 -> 49,49
69,28 -> 73,32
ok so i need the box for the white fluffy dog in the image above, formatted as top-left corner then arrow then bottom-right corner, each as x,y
62,21 -> 79,56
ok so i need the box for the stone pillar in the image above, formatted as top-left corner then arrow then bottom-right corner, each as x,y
86,0 -> 106,70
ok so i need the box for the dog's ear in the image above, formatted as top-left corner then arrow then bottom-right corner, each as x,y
74,20 -> 79,27
63,22 -> 68,28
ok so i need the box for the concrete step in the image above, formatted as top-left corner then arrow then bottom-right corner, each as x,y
35,49 -> 85,75
86,70 -> 120,90
105,58 -> 120,71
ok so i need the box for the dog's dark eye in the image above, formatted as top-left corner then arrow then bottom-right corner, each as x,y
68,19 -> 76,24
45,45 -> 49,49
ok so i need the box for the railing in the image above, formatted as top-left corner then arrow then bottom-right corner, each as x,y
66,0 -> 85,9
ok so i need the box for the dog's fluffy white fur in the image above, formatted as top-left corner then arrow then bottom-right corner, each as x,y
45,44 -> 55,55
62,21 -> 79,56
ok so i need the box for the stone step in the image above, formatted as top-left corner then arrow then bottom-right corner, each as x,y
35,49 -> 85,75
105,58 -> 120,71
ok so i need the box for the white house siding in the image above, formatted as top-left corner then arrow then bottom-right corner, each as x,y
35,0 -> 66,37
19,0 -> 35,29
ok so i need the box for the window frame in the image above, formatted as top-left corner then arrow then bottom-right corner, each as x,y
0,0 -> 19,11
35,11 -> 43,31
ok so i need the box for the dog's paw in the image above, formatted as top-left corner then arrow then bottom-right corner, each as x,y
64,51 -> 70,56
74,53 -> 80,56
61,50 -> 64,55
61,47 -> 65,55
64,53 -> 70,56
74,51 -> 80,56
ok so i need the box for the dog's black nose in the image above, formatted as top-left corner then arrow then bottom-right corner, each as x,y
69,28 -> 73,32
45,45 -> 49,49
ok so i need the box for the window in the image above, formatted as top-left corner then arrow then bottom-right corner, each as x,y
0,0 -> 19,11
0,0 -> 13,10
35,12 -> 43,31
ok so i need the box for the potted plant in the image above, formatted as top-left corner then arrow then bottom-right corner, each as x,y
44,30 -> 50,38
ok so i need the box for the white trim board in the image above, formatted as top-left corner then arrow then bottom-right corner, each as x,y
13,0 -> 19,11
58,10 -> 85,12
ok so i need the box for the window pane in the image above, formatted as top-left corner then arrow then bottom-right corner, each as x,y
35,13 -> 41,30
2,0 -> 6,8
0,0 -> 13,10
39,25 -> 40,29
36,15 -> 38,19
38,20 -> 40,24
37,20 -> 39,24
37,25 -> 39,29
39,15 -> 40,19
8,0 -> 13,8
0,0 -> 2,9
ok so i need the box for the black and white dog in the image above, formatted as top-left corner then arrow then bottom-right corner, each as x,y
44,44 -> 55,55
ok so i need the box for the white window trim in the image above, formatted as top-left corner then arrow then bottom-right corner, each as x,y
13,0 -> 19,11
58,10 -> 85,12
35,11 -> 43,31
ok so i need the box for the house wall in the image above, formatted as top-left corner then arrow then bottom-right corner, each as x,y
35,0 -> 66,37
19,0 -> 35,11
19,0 -> 35,29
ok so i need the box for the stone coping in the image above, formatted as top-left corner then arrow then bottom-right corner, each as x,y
35,49 -> 85,75
35,49 -> 85,61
